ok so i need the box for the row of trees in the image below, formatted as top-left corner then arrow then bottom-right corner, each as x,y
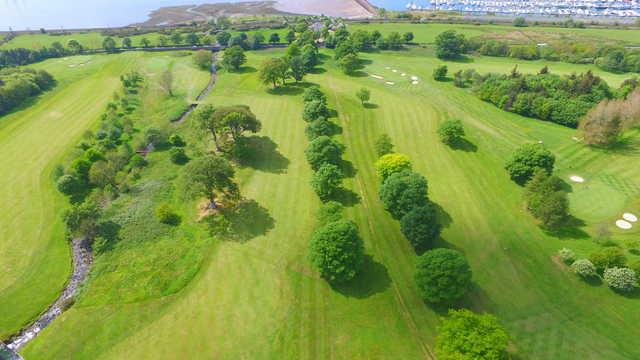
0,67 -> 55,115
0,41 -> 71,68
298,87 -> 365,283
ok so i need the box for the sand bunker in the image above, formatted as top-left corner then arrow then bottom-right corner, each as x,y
623,213 -> 638,222
392,69 -> 398,73
616,220 -> 633,230
385,66 -> 391,70
401,73 -> 406,76
385,81 -> 395,85
412,81 -> 419,85
411,76 -> 419,81
370,74 -> 383,79
569,175 -> 585,183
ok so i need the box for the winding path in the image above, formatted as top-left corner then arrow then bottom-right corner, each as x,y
0,51 -> 218,359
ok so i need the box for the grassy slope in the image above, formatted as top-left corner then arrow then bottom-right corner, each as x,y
22,48 -> 640,359
0,54 -> 137,338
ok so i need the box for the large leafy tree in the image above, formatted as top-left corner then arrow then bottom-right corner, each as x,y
435,309 -> 510,360
375,153 -> 412,181
183,155 -> 236,208
311,164 -> 343,200
400,203 -> 441,251
221,45 -> 246,71
415,248 -> 472,303
438,119 -> 465,146
259,57 -> 288,88
195,105 -> 260,151
435,30 -> 466,59
505,143 -> 555,185
524,170 -> 569,228
379,170 -> 428,219
309,220 -> 364,283
304,136 -> 344,170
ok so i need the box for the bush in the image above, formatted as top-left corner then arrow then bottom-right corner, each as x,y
57,174 -> 84,196
311,164 -> 343,201
435,30 -> 466,59
505,144 -> 555,185
524,170 -> 569,228
437,119 -> 465,146
379,170 -> 428,219
144,128 -> 168,148
571,259 -> 597,278
375,153 -> 412,181
400,203 -> 441,251
130,154 -> 147,168
309,220 -> 364,283
433,65 -> 448,81
435,309 -> 510,360
155,203 -> 180,225
374,134 -> 394,157
302,100 -> 329,122
558,248 -> 576,264
304,136 -> 344,170
169,147 -> 189,164
589,247 -> 626,272
84,148 -> 105,162
168,134 -> 186,147
415,248 -> 472,303
603,267 -> 637,292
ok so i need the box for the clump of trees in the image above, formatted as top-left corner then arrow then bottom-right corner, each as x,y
259,43 -> 320,88
434,30 -> 467,59
194,104 -> 261,153
589,247 -> 626,273
579,88 -> 640,146
505,143 -> 555,185
435,309 -> 510,360
415,248 -> 472,303
0,42 -> 71,67
0,67 -> 55,115
221,45 -> 246,71
476,69 -> 612,127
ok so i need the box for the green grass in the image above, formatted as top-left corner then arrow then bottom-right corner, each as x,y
0,32 -> 167,50
349,22 -> 640,45
18,46 -> 640,360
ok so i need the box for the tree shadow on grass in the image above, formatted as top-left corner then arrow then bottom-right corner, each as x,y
94,220 -> 122,252
236,66 -> 257,74
348,70 -> 368,78
433,201 -> 453,229
221,199 -> 275,242
308,67 -> 327,74
331,187 -> 361,207
236,135 -> 289,174
363,103 -> 379,109
332,255 -> 391,298
340,159 -> 357,178
267,81 -> 314,96
428,283 -> 494,316
587,136 -> 640,156
449,138 -> 478,152
446,55 -> 475,63
543,216 -> 589,239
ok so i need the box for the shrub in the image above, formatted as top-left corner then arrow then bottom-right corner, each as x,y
415,248 -> 472,303
435,309 -> 510,360
56,174 -> 83,196
155,203 -> 180,225
374,134 -> 394,157
505,144 -> 555,185
524,170 -> 569,228
589,247 -> 626,272
435,30 -> 466,59
356,87 -> 371,105
433,65 -> 448,81
437,119 -> 465,146
571,259 -> 597,278
311,164 -> 343,201
302,100 -> 329,122
144,128 -> 168,148
400,203 -> 441,251
558,248 -> 576,264
169,147 -> 189,164
130,154 -> 147,168
603,267 -> 637,292
309,220 -> 364,283
84,148 -> 105,162
379,170 -> 428,219
168,134 -> 186,147
375,153 -> 412,181
304,136 -> 344,170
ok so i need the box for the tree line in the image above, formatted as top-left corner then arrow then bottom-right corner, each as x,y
0,67 -> 55,115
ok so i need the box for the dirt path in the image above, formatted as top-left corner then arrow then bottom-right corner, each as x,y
2,238 -> 93,356
174,52 -> 217,125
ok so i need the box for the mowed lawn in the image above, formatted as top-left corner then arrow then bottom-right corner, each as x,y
20,46 -> 640,360
0,54 -> 137,338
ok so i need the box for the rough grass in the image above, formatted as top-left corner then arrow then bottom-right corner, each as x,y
16,46 -> 640,360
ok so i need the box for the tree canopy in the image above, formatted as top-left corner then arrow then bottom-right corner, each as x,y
400,204 -> 441,251
415,248 -> 472,303
309,219 -> 364,283
505,144 -> 555,185
221,46 -> 246,71
183,155 -> 237,207
435,30 -> 466,59
379,170 -> 428,219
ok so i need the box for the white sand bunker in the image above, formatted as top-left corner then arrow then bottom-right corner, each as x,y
385,66 -> 391,70
68,64 -> 76,68
385,81 -> 395,85
616,220 -> 633,230
412,81 -> 419,85
411,76 -> 419,81
392,69 -> 398,73
623,213 -> 638,222
370,74 -> 383,79
401,73 -> 406,76
569,175 -> 585,183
